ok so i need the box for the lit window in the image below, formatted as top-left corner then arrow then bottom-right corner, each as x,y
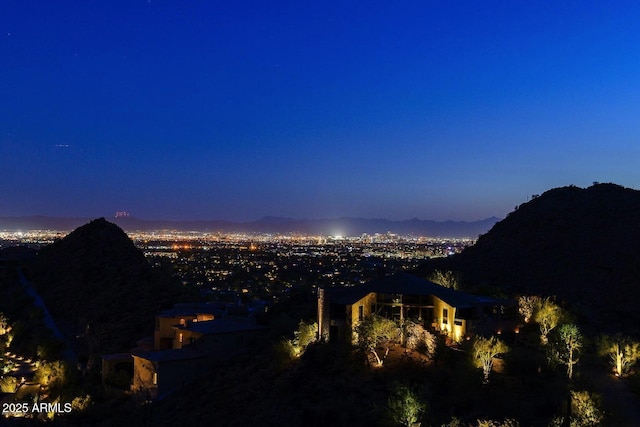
179,333 -> 183,343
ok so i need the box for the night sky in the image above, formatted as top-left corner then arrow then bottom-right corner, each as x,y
2,1 -> 640,222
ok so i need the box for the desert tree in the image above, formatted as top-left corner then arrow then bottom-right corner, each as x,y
428,270 -> 461,290
597,334 -> 640,377
472,336 -> 509,384
534,298 -> 562,345
388,382 -> 426,426
275,320 -> 318,362
440,417 -> 464,427
517,295 -> 541,324
35,360 -> 67,388
404,321 -> 437,360
356,314 -> 401,367
569,390 -> 603,426
290,320 -> 318,357
35,360 -> 71,398
554,323 -> 582,380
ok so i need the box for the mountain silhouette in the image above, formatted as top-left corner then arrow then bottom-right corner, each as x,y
422,183 -> 640,334
29,218 -> 180,357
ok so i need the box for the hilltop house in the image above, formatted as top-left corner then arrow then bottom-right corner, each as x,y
131,304 -> 267,400
318,272 -> 516,343
153,302 -> 226,350
102,302 -> 267,401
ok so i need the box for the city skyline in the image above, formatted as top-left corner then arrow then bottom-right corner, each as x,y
3,2 -> 640,222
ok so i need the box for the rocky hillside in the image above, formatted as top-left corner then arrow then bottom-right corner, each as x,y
28,218 -> 181,356
421,183 -> 640,334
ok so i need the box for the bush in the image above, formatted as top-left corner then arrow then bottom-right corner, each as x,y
0,375 -> 18,393
570,390 -> 603,427
35,360 -> 68,390
71,394 -> 92,411
388,382 -> 426,427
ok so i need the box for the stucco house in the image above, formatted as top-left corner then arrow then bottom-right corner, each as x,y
131,348 -> 206,401
153,302 -> 226,350
132,316 -> 267,400
318,272 -> 515,343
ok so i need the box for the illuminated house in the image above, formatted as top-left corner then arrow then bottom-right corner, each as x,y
153,303 -> 226,350
104,303 -> 220,391
133,317 -> 267,400
318,272 -> 515,343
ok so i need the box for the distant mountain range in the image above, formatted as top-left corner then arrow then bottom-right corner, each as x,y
0,215 -> 500,238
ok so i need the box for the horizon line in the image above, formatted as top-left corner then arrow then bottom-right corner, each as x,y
0,213 -> 502,224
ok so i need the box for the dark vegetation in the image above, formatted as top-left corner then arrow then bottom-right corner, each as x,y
0,263 -> 64,360
82,337 -> 575,426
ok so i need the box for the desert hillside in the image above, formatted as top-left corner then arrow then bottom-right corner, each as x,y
420,183 -> 640,335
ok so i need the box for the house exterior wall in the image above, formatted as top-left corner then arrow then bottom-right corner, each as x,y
132,356 -> 158,400
318,279 -> 510,344
452,318 -> 466,342
132,355 -> 206,401
432,296 -> 465,341
346,292 -> 377,343
172,328 -> 202,350
317,288 -> 330,341
101,354 -> 133,385
155,314 -> 216,350
155,316 -> 186,350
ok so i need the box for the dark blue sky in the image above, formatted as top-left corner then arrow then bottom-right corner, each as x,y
2,1 -> 640,221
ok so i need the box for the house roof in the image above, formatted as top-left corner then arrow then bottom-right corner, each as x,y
158,302 -> 227,318
177,318 -> 268,336
132,348 -> 206,363
101,353 -> 133,362
325,272 -> 498,308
